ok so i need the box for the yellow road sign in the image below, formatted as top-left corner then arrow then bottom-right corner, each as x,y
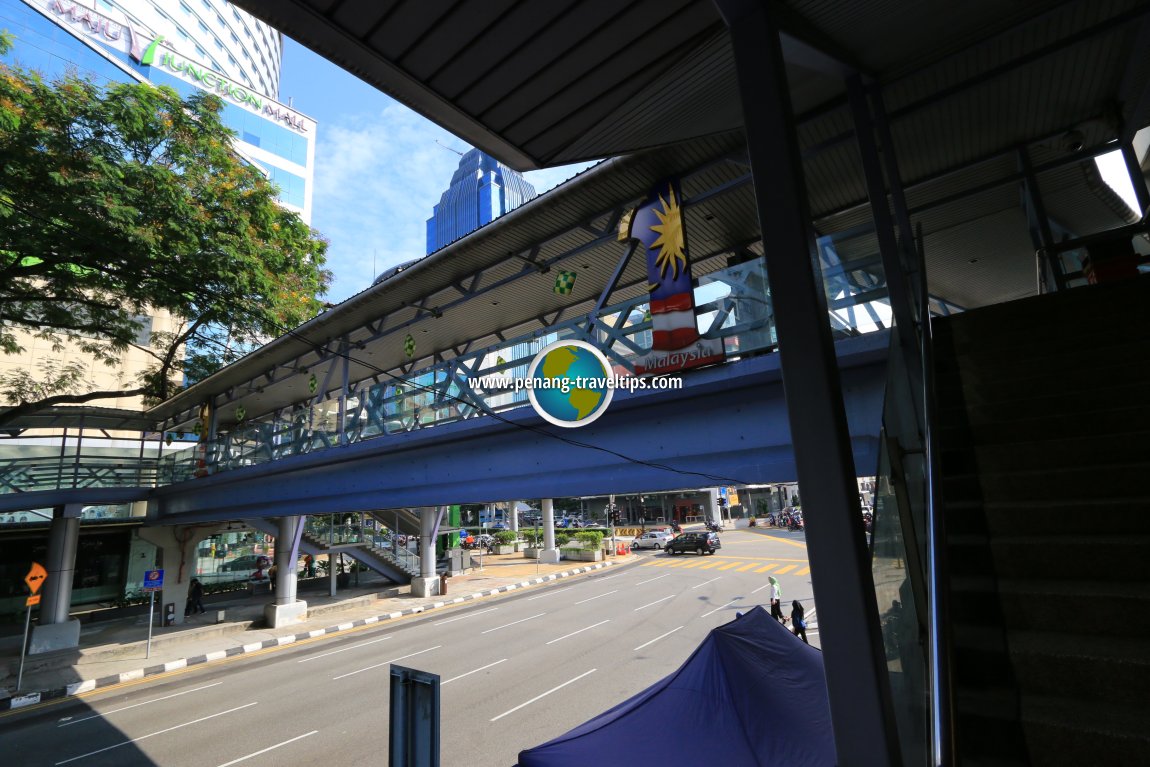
26,594 -> 41,606
25,562 -> 47,595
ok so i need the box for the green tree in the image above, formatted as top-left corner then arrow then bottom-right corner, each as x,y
0,34 -> 330,424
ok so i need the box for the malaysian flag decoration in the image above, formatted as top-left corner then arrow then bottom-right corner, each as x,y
624,180 -> 724,375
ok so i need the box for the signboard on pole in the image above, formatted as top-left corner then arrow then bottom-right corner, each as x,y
25,562 -> 46,595
143,569 -> 164,592
18,561 -> 47,691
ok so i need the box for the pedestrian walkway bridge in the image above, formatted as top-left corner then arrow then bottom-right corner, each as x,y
0,134 -> 905,522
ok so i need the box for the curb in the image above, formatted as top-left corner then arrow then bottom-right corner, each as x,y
0,560 -> 623,712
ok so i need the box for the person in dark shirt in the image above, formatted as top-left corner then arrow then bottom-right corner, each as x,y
791,599 -> 808,643
185,578 -> 205,616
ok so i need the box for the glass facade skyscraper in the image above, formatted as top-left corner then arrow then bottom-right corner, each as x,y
2,0 -> 314,222
425,148 -> 537,254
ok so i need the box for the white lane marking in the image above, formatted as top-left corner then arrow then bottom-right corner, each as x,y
546,620 -> 611,645
55,702 -> 258,764
750,583 -> 770,594
480,613 -> 545,634
701,598 -> 741,618
332,646 -> 442,680
590,573 -> 624,581
442,659 -> 508,685
633,595 -> 675,612
574,590 -> 618,605
635,573 -> 671,585
297,635 -> 391,663
433,607 -> 498,626
526,587 -> 570,601
490,669 -> 597,722
691,577 -> 721,589
215,730 -> 318,767
633,626 -> 683,651
57,683 -> 223,726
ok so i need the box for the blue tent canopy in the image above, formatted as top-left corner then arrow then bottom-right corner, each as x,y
517,606 -> 835,766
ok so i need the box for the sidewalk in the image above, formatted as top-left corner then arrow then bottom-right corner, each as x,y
0,551 -> 638,711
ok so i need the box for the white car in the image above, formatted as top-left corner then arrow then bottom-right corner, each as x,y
631,531 -> 674,550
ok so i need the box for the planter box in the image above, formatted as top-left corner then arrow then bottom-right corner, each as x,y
492,544 -> 516,555
561,549 -> 603,562
523,547 -> 542,559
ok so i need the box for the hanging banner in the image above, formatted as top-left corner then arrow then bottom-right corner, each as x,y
624,180 -> 724,375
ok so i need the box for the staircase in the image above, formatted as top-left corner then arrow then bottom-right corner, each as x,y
931,274 -> 1150,765
298,529 -> 419,583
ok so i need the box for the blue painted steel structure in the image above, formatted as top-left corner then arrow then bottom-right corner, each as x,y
148,333 -> 887,525
425,149 -> 537,254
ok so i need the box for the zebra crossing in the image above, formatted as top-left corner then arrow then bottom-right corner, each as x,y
639,556 -> 811,576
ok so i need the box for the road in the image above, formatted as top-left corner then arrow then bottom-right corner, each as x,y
2,528 -> 816,767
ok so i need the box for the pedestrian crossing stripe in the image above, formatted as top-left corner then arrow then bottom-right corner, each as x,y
638,558 -> 811,573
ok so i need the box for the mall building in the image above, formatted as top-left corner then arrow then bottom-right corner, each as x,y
0,0 -> 316,614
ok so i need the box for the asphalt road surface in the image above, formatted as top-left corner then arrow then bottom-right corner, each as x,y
2,528 -> 816,767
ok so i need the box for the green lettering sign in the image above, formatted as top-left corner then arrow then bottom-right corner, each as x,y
140,35 -> 165,66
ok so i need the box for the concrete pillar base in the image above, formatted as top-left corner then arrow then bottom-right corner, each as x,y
538,548 -> 561,564
410,576 -> 439,598
29,619 -> 81,654
263,600 -> 307,628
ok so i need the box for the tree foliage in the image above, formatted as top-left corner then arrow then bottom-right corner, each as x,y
0,33 -> 330,424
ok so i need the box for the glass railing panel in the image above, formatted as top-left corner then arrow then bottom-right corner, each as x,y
873,310 -> 934,765
818,231 -> 893,337
200,245 -> 895,475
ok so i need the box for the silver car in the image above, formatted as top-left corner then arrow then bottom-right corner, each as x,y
631,531 -> 674,550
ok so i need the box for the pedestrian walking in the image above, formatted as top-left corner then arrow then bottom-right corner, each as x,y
769,576 -> 787,624
791,599 -> 808,643
185,578 -> 205,616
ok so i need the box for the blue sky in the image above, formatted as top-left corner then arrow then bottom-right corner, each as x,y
278,39 -> 596,305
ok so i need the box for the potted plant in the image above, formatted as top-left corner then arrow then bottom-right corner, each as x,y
492,529 -> 518,554
561,531 -> 604,562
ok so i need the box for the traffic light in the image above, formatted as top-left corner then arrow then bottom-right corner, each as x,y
609,504 -> 620,524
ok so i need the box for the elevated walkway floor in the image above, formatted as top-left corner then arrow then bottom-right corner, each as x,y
0,551 -> 638,710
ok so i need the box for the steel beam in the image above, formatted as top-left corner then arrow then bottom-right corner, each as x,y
714,1 -> 900,764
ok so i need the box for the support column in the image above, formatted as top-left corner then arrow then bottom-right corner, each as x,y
265,516 -> 307,627
509,500 -> 519,535
29,505 -> 82,653
329,552 -> 337,597
539,498 -> 559,563
714,1 -> 900,764
410,507 -> 440,597
136,523 -> 208,628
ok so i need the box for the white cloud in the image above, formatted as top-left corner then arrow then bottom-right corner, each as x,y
311,106 -> 601,304
523,162 -> 599,195
311,107 -> 462,303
